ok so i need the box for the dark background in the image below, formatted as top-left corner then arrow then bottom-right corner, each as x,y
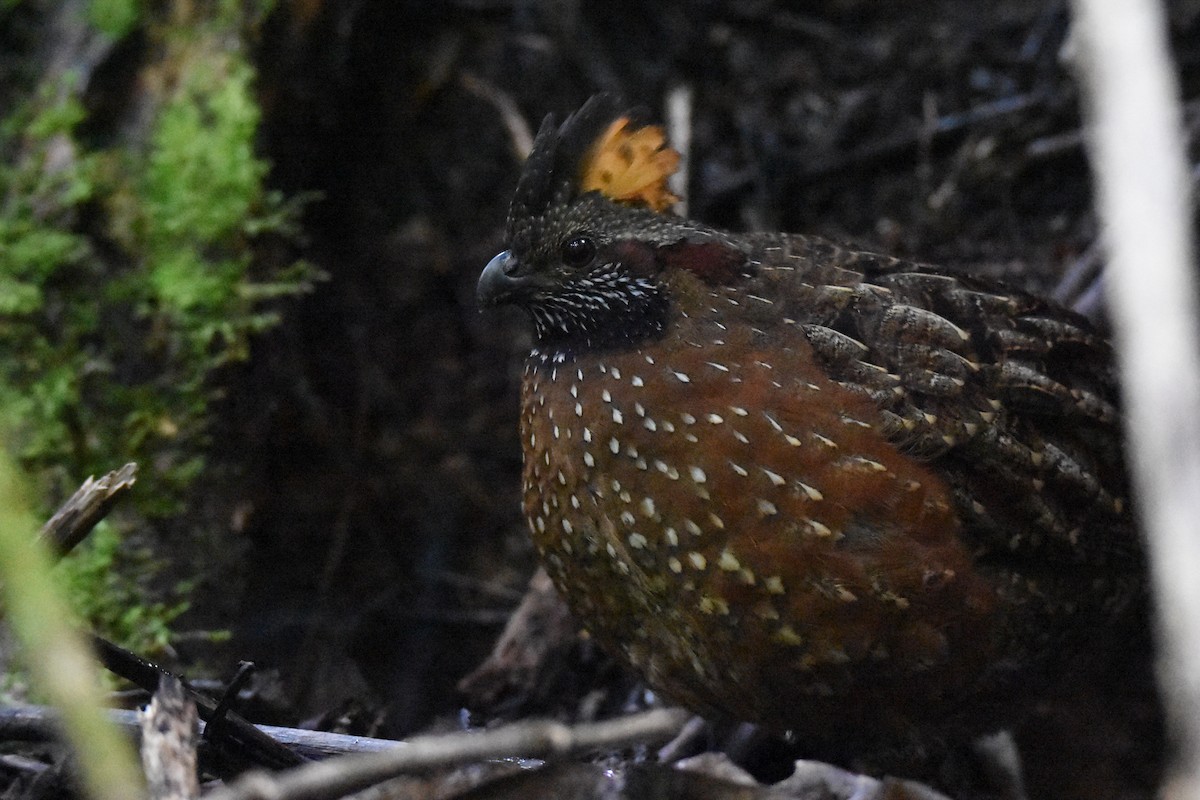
18,0 -> 1200,747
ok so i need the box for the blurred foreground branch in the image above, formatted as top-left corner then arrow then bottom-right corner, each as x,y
0,454 -> 145,799
1069,0 -> 1200,795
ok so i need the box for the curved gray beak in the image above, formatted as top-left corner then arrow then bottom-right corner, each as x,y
477,250 -> 524,307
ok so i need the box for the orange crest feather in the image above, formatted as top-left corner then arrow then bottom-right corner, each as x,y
580,117 -> 680,211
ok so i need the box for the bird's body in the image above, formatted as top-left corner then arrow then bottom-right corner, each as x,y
480,96 -> 1146,758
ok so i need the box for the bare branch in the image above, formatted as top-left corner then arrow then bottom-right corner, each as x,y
141,677 -> 200,800
38,462 -> 138,558
1069,0 -> 1200,794
205,708 -> 690,800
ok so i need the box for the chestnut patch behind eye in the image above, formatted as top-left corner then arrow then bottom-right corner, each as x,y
657,240 -> 748,285
606,240 -> 661,278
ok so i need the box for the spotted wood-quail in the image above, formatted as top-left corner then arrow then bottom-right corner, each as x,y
477,95 -> 1147,760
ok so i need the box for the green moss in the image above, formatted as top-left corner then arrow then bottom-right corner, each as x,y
55,522 -> 193,658
87,0 -> 140,39
0,7 -> 313,652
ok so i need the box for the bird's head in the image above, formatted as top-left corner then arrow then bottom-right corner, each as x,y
478,95 -> 745,355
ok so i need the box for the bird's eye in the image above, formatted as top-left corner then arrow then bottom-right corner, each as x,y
561,236 -> 596,268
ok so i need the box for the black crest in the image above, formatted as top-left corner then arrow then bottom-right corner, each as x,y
506,94 -> 629,248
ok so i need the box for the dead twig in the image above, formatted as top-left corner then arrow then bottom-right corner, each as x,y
666,83 -> 693,217
206,708 -> 690,800
38,462 -> 137,557
91,636 -> 305,772
0,705 -> 397,760
140,677 -> 200,800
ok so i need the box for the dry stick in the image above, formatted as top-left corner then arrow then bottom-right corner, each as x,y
30,463 -> 303,773
666,83 -> 693,218
1069,0 -> 1200,796
0,706 -> 397,760
38,462 -> 138,557
29,464 -> 303,772
205,708 -> 691,800
91,636 -> 305,771
141,677 -> 201,800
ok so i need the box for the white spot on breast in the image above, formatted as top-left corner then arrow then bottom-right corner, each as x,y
757,499 -> 778,516
570,385 -> 578,398
620,510 -> 636,526
668,556 -> 683,573
685,519 -> 702,536
632,375 -> 644,387
733,431 -> 750,444
798,482 -> 823,501
535,517 -> 546,533
571,495 -> 581,509
765,576 -> 785,594
812,433 -> 837,448
640,497 -> 656,518
708,513 -> 725,529
575,403 -> 583,416
784,434 -> 802,446
730,462 -> 748,477
644,418 -> 657,432
762,468 -> 785,486
718,550 -> 740,571
681,413 -> 697,425
583,452 -> 595,468
706,414 -> 724,424
689,466 -> 706,483
809,520 -> 833,537
611,367 -> 622,380
583,427 -> 593,443
730,406 -> 748,416
706,362 -> 729,372
602,389 -> 612,402
661,421 -> 675,432
645,355 -> 655,364
665,528 -> 679,546
674,371 -> 690,383
562,519 -> 573,534
634,402 -> 645,417
845,456 -> 888,472
628,532 -> 647,549
612,408 -> 623,424
552,425 -> 560,439
688,552 -> 707,570
609,437 -> 620,454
